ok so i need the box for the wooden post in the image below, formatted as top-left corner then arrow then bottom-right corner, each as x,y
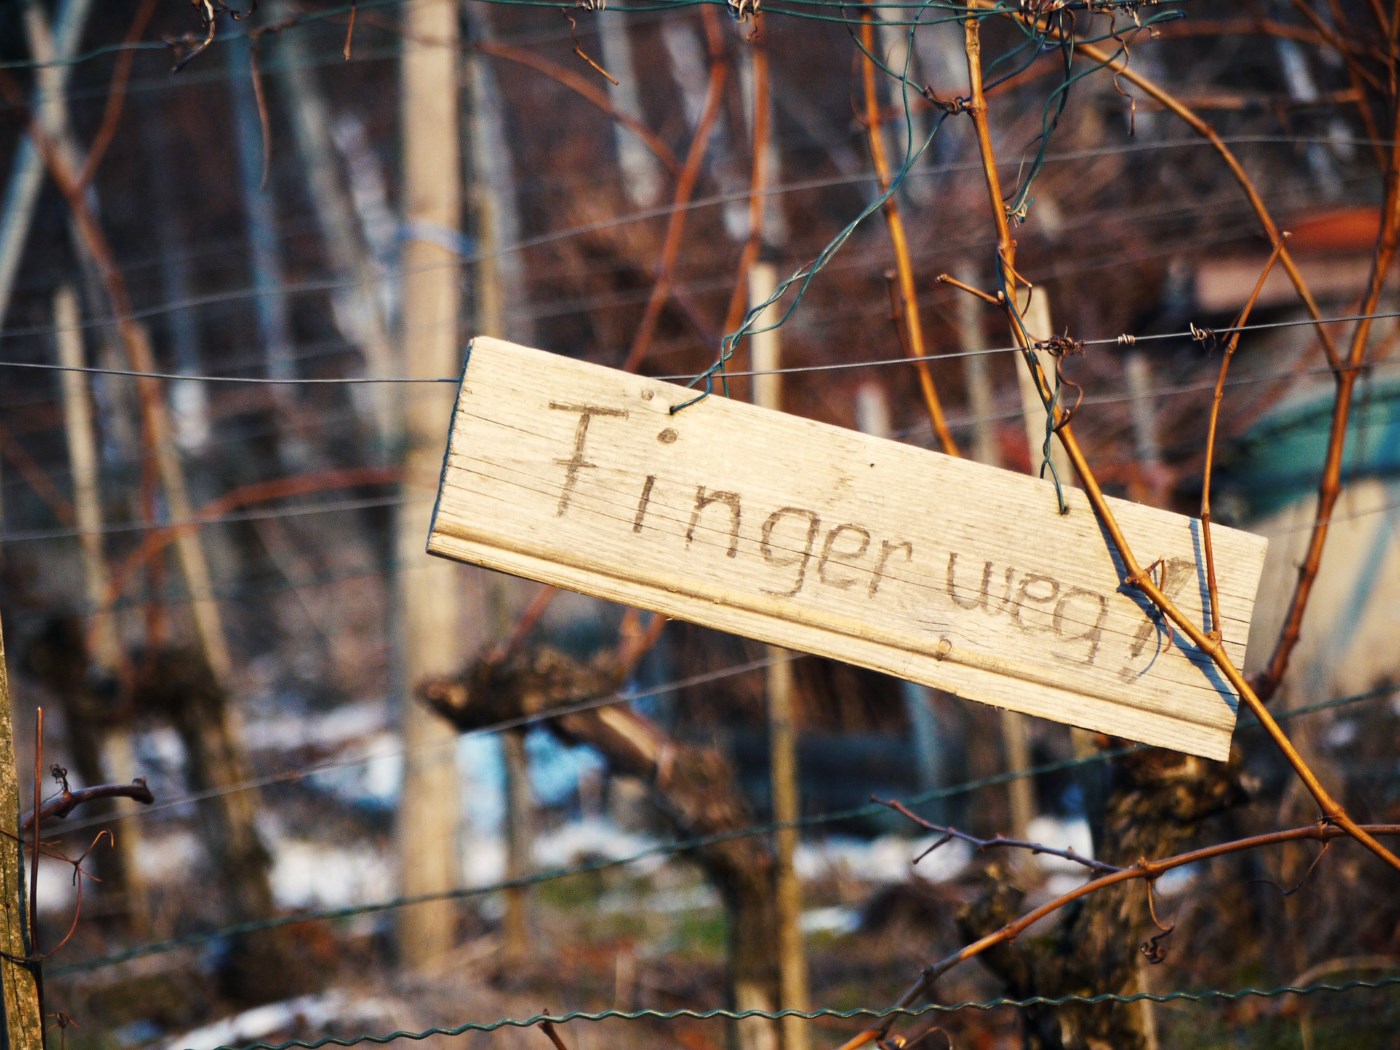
397,0 -> 466,968
750,261 -> 808,1050
0,615 -> 43,1050
1124,349 -> 1167,506
501,728 -> 532,969
955,268 -> 999,467
1004,293 -> 1073,845
55,285 -> 149,927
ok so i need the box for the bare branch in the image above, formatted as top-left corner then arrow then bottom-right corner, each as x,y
875,796 -> 1122,876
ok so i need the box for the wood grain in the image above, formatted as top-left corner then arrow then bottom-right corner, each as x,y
430,338 -> 1269,759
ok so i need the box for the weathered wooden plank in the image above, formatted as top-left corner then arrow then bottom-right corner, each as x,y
429,338 -> 1269,759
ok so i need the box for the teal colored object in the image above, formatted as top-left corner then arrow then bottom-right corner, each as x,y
1223,377 -> 1400,519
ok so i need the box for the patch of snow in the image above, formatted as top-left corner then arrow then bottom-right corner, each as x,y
163,992 -> 400,1050
270,839 -> 395,910
34,857 -> 77,916
598,884 -> 718,915
796,834 -> 972,885
461,835 -> 506,888
532,817 -> 664,875
1025,815 -> 1096,874
135,831 -> 203,877
801,905 -> 860,936
304,731 -> 402,812
243,700 -> 389,753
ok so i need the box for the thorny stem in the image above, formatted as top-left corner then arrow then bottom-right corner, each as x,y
564,10 -> 619,86
935,272 -> 1000,306
960,14 -> 1400,874
859,5 -> 960,456
1200,238 -> 1290,641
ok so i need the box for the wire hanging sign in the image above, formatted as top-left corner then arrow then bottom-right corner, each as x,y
428,337 -> 1267,759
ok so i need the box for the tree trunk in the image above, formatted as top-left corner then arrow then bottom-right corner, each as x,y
129,648 -> 306,1003
420,647 -> 783,1050
960,748 -> 1247,1049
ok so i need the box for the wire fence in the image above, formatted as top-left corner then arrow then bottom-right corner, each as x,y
45,679 -> 1397,980
159,976 -> 1400,1050
7,2 -> 1400,1047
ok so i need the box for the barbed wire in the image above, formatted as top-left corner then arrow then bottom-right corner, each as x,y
0,151 -> 1363,348
44,680 -> 1396,977
0,1 -> 1192,76
6,328 -> 1400,549
3,307 -> 1398,394
0,133 -> 1384,349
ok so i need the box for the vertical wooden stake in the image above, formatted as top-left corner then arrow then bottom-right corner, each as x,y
55,285 -> 149,928
397,0 -> 466,968
751,262 -> 809,1050
501,728 -> 532,969
0,615 -> 43,1050
1124,349 -> 1166,506
955,267 -> 999,467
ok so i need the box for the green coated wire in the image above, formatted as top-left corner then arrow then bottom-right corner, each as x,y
182,977 -> 1400,1050
674,0 -> 952,411
46,681 -> 1396,978
0,0 -> 1188,72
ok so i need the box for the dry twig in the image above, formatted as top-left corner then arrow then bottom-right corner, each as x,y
837,820 -> 1400,1047
959,7 -> 1400,875
1199,236 -> 1290,639
858,4 -> 960,456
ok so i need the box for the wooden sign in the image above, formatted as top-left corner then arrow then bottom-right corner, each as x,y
429,338 -> 1268,759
